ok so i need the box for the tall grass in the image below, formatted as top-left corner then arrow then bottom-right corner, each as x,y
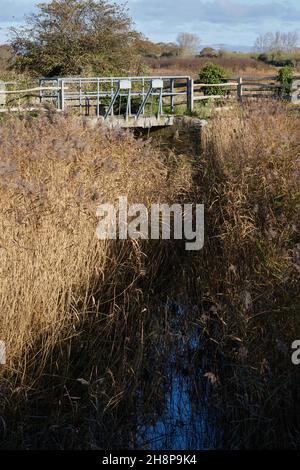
0,102 -> 299,449
0,113 -> 192,448
193,101 -> 300,448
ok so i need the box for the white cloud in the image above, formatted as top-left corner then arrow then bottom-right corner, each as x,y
1,0 -> 300,45
126,0 -> 300,25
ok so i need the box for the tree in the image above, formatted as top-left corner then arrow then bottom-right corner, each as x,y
286,31 -> 299,51
176,32 -> 200,56
135,38 -> 162,59
199,47 -> 218,58
254,31 -> 299,53
257,53 -> 268,63
10,0 -> 141,77
158,42 -> 182,58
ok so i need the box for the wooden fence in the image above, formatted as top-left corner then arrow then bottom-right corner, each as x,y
1,75 -> 300,115
189,75 -> 300,111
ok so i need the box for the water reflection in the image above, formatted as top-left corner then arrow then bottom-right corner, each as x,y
136,303 -> 218,450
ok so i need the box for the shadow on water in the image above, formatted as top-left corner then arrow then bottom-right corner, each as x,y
131,124 -> 217,450
135,302 -> 219,450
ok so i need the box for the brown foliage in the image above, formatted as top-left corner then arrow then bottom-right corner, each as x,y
147,56 -> 275,78
195,101 -> 300,448
0,113 -> 192,448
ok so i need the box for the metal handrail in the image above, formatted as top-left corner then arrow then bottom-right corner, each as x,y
39,76 -> 193,119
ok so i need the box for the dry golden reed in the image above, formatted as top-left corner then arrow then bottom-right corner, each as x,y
0,113 -> 193,448
194,101 -> 300,449
0,101 -> 299,449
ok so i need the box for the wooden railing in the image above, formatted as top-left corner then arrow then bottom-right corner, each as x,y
0,83 -> 64,112
1,75 -> 300,115
189,75 -> 300,111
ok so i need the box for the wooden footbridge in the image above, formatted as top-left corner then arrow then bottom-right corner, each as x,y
1,74 -> 300,128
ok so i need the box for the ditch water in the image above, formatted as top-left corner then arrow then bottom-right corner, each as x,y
135,303 -> 219,450
131,124 -> 216,450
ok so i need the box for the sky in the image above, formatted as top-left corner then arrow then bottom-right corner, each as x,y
0,0 -> 300,48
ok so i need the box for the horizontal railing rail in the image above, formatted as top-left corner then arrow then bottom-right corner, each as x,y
1,74 -> 300,115
189,75 -> 300,109
0,86 -> 62,95
39,76 -> 193,119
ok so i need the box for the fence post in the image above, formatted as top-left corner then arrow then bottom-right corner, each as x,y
291,79 -> 300,104
237,77 -> 243,101
0,81 -> 6,107
60,80 -> 65,111
187,78 -> 194,113
38,79 -> 43,105
170,78 -> 174,112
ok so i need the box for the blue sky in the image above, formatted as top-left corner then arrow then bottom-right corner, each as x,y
0,0 -> 300,48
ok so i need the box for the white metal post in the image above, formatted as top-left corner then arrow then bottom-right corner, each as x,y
237,77 -> 243,101
187,78 -> 194,113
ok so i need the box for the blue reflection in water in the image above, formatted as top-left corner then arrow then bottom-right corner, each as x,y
136,303 -> 217,450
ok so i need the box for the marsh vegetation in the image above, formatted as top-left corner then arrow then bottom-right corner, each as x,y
0,100 -> 299,448
1,0 -> 300,451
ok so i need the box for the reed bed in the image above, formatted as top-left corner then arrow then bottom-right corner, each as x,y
0,113 -> 193,448
193,101 -> 300,448
0,101 -> 299,449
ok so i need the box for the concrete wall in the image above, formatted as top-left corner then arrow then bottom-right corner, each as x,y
137,116 -> 207,158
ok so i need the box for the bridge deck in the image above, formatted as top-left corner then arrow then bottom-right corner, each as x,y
96,115 -> 174,129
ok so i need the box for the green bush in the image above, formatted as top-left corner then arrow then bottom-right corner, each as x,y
277,66 -> 294,97
10,0 -> 140,77
199,62 -> 227,96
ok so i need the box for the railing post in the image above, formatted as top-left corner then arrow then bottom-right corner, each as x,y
187,78 -> 194,113
291,79 -> 300,104
142,78 -> 145,114
57,80 -> 61,110
79,79 -> 82,114
60,80 -> 65,111
110,78 -> 114,116
38,79 -> 43,105
0,81 -> 6,107
170,78 -> 174,112
97,78 -> 100,117
237,77 -> 243,101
